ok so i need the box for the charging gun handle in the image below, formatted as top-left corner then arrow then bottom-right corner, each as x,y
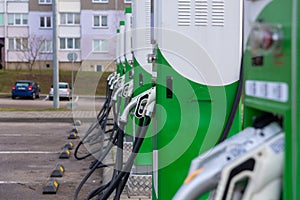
173,168 -> 219,200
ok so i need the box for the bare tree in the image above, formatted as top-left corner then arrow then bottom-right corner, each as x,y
17,34 -> 48,71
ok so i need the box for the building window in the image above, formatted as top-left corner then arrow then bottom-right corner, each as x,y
124,0 -> 132,3
8,13 -> 28,26
92,0 -> 109,3
40,16 -> 51,28
96,64 -> 103,72
93,39 -> 108,52
93,15 -> 108,27
39,0 -> 52,4
60,38 -> 80,50
8,38 -> 28,51
60,13 -> 80,25
40,40 -> 52,53
0,14 -> 4,26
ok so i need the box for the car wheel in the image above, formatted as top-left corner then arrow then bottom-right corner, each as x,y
49,96 -> 53,101
12,96 -> 16,99
32,93 -> 36,100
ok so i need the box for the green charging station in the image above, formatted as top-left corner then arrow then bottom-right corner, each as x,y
131,0 -> 153,171
243,0 -> 299,199
152,0 -> 243,199
115,4 -> 153,174
171,0 -> 300,199
116,29 -> 122,76
123,9 -> 135,138
116,17 -> 135,138
106,0 -> 300,199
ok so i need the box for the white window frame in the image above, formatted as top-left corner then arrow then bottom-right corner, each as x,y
8,13 -> 28,26
93,15 -> 108,28
8,38 -> 28,51
93,39 -> 109,52
40,16 -> 52,28
60,38 -> 80,50
92,0 -> 109,3
124,0 -> 132,3
60,13 -> 80,25
40,40 -> 53,53
39,0 -> 52,4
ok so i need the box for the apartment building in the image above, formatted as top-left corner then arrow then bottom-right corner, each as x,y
0,0 -> 131,71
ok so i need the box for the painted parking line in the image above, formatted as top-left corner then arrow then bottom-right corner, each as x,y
0,181 -> 31,184
0,134 -> 42,137
27,165 -> 52,168
0,151 -> 58,154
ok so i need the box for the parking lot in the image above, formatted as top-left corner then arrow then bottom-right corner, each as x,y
0,92 -> 152,199
0,122 -> 102,200
0,96 -> 109,199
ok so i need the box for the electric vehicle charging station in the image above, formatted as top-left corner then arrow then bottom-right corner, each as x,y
131,0 -> 153,174
116,21 -> 125,79
172,0 -> 299,199
114,19 -> 131,136
123,8 -> 135,138
116,29 -> 122,75
104,6 -> 154,197
73,0 -> 300,199
243,0 -> 299,199
152,0 -> 243,199
73,6 -> 155,199
132,0 -> 153,97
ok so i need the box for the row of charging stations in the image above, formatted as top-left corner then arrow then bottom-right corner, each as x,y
111,0 -> 243,198
116,7 -> 153,174
75,0 -> 299,199
84,0 -> 243,199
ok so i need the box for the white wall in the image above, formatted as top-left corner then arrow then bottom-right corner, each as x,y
58,0 -> 80,12
7,2 -> 28,13
59,26 -> 81,37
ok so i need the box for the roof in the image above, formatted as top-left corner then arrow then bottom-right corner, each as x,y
16,80 -> 34,83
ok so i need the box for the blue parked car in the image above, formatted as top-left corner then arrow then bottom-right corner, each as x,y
11,80 -> 40,100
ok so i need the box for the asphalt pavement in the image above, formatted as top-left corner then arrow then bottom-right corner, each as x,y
0,122 -> 102,200
0,96 -> 151,200
0,96 -> 105,199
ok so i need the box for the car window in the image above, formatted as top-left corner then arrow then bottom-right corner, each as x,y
16,82 -> 29,87
59,84 -> 69,89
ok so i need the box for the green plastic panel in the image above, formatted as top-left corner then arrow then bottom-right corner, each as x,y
154,47 -> 242,200
132,57 -> 153,166
243,0 -> 299,199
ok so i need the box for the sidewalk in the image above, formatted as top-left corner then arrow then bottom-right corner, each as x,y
0,111 -> 98,123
